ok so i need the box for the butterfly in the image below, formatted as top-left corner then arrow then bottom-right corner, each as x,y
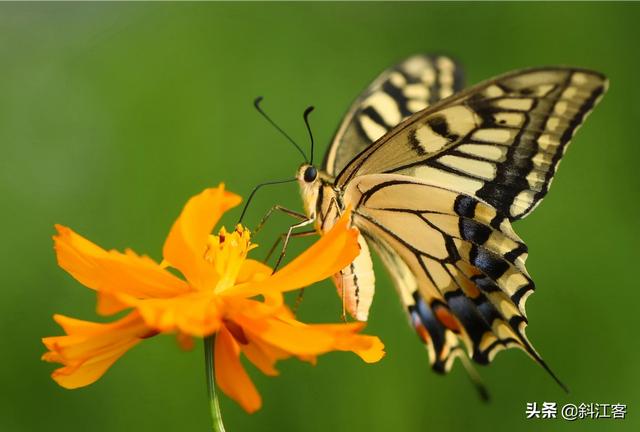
255,54 -> 608,392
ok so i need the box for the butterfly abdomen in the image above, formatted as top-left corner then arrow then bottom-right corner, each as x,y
332,234 -> 375,321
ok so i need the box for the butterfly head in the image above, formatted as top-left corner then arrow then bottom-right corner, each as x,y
296,164 -> 319,187
301,165 -> 317,183
296,164 -> 321,218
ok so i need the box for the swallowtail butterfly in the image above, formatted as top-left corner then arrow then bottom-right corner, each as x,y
267,54 -> 607,392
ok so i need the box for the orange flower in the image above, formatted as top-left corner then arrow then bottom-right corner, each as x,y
43,185 -> 384,412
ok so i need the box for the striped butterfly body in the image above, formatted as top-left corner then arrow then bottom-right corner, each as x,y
295,54 -> 607,385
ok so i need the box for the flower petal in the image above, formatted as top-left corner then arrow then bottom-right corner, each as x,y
176,332 -> 195,351
240,336 -> 290,377
308,323 -> 386,363
42,312 -> 151,389
232,306 -> 385,363
243,316 -> 340,356
214,326 -> 262,413
236,259 -> 272,284
54,225 -> 190,302
132,291 -> 222,337
226,210 -> 359,298
96,292 -> 129,316
162,185 -> 241,290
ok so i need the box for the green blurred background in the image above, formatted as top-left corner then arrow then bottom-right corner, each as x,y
1,2 -> 638,431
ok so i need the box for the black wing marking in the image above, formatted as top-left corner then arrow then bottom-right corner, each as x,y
323,54 -> 464,177
337,68 -> 608,220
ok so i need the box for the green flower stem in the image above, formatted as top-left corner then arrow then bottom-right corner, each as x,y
204,335 -> 226,432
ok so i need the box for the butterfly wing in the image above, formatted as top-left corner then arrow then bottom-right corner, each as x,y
364,230 -> 466,373
323,54 -> 465,177
346,174 -> 564,386
336,67 -> 608,220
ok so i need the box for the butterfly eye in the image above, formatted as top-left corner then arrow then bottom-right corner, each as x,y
303,166 -> 317,183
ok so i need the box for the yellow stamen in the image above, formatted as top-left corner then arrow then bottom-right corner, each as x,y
205,224 -> 257,293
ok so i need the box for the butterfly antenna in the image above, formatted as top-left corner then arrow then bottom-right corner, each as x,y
237,178 -> 297,224
303,106 -> 315,165
254,97 -> 308,162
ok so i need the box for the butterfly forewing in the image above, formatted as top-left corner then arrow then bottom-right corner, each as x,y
323,54 -> 465,177
336,68 -> 608,220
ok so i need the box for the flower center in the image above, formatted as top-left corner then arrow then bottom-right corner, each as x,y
204,224 -> 256,293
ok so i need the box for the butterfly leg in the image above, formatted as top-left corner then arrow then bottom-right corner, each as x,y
254,205 -> 318,312
341,285 -> 347,323
260,229 -> 315,315
263,229 -> 316,264
254,205 -> 307,234
272,218 -> 315,272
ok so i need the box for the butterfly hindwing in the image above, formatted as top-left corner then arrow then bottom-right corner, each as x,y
345,174 -> 565,383
336,68 -> 608,220
363,230 -> 465,373
323,54 -> 465,177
